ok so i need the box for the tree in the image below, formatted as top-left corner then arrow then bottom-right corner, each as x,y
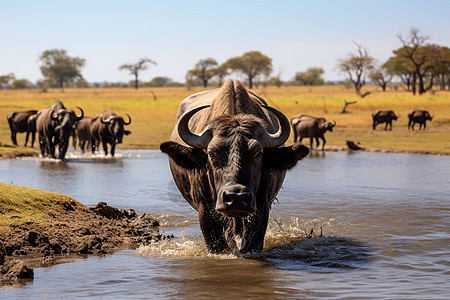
215,64 -> 230,87
384,55 -> 415,91
119,58 -> 156,89
224,51 -> 272,88
39,49 -> 86,88
0,73 -> 15,89
369,65 -> 394,91
12,79 -> 34,89
186,58 -> 218,88
395,28 -> 445,95
337,43 -> 375,97
294,67 -> 325,86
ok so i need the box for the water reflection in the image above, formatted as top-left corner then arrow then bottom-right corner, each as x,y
169,259 -> 307,298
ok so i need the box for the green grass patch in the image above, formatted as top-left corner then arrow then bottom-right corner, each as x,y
0,182 -> 86,226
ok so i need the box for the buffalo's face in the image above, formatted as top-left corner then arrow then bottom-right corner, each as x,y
102,115 -> 131,143
54,110 -> 78,134
109,118 -> 129,143
53,108 -> 83,135
205,123 -> 264,218
161,112 -> 309,219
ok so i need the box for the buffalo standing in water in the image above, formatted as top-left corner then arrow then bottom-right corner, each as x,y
290,114 -> 336,150
161,79 -> 309,253
36,101 -> 84,159
372,110 -> 400,130
408,110 -> 433,130
89,110 -> 131,156
7,110 -> 38,147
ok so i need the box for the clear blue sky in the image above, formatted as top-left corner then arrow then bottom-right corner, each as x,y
1,0 -> 449,84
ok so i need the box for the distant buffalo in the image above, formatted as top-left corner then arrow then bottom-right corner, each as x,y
372,110 -> 400,130
408,110 -> 433,130
89,110 -> 131,156
7,110 -> 38,147
74,117 -> 92,153
36,100 -> 84,159
291,114 -> 336,150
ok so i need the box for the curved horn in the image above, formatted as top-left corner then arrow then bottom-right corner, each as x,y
76,106 -> 84,120
123,114 -> 131,125
177,105 -> 212,149
51,109 -> 65,120
260,105 -> 291,148
101,116 -> 114,124
332,120 -> 337,126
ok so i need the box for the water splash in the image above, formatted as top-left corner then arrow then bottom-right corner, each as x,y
136,217 -> 371,271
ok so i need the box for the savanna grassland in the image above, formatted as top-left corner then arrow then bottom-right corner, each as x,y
1,85 -> 449,155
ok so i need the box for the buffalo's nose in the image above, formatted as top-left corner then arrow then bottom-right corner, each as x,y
217,190 -> 255,217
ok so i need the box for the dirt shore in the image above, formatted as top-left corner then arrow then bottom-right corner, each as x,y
0,201 -> 171,284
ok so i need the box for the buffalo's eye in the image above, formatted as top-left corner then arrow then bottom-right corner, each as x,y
208,151 -> 215,159
254,151 -> 263,160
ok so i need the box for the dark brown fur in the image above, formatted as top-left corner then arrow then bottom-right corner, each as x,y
161,80 -> 309,253
7,110 -> 38,146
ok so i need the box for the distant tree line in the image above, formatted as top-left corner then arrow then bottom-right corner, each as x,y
1,28 -> 449,96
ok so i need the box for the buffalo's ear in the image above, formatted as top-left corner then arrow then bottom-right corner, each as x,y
160,141 -> 207,170
262,143 -> 309,170
124,130 -> 131,135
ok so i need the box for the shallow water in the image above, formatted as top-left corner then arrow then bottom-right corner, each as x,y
0,150 -> 449,299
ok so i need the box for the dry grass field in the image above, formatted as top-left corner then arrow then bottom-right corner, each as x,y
1,85 -> 449,155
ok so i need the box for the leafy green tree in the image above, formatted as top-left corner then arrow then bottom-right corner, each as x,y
215,64 -> 230,87
39,49 -> 86,88
119,58 -> 156,89
186,58 -> 218,88
146,76 -> 173,87
383,55 -> 415,91
337,43 -> 375,97
395,28 -> 448,94
0,73 -> 16,89
12,79 -> 34,89
294,67 -> 325,86
224,51 -> 272,88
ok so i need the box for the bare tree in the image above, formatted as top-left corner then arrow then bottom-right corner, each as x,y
337,42 -> 375,97
369,65 -> 394,91
119,58 -> 156,89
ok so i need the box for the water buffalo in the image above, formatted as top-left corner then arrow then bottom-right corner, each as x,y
74,117 -> 92,153
372,110 -> 400,130
6,110 -> 38,147
36,100 -> 84,159
408,110 -> 433,130
160,79 -> 309,253
89,110 -> 131,156
290,114 -> 336,150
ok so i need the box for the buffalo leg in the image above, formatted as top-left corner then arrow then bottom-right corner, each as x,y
199,207 -> 229,253
25,131 -> 30,146
320,136 -> 326,151
315,137 -> 320,149
243,205 -> 269,252
102,141 -> 109,156
11,131 -> 17,146
111,143 -> 116,157
30,132 -> 35,147
39,136 -> 46,156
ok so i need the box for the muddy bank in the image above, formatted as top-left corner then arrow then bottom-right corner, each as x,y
0,202 -> 171,283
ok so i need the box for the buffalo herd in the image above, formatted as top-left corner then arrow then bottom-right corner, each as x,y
7,100 -> 131,160
3,81 -> 440,254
